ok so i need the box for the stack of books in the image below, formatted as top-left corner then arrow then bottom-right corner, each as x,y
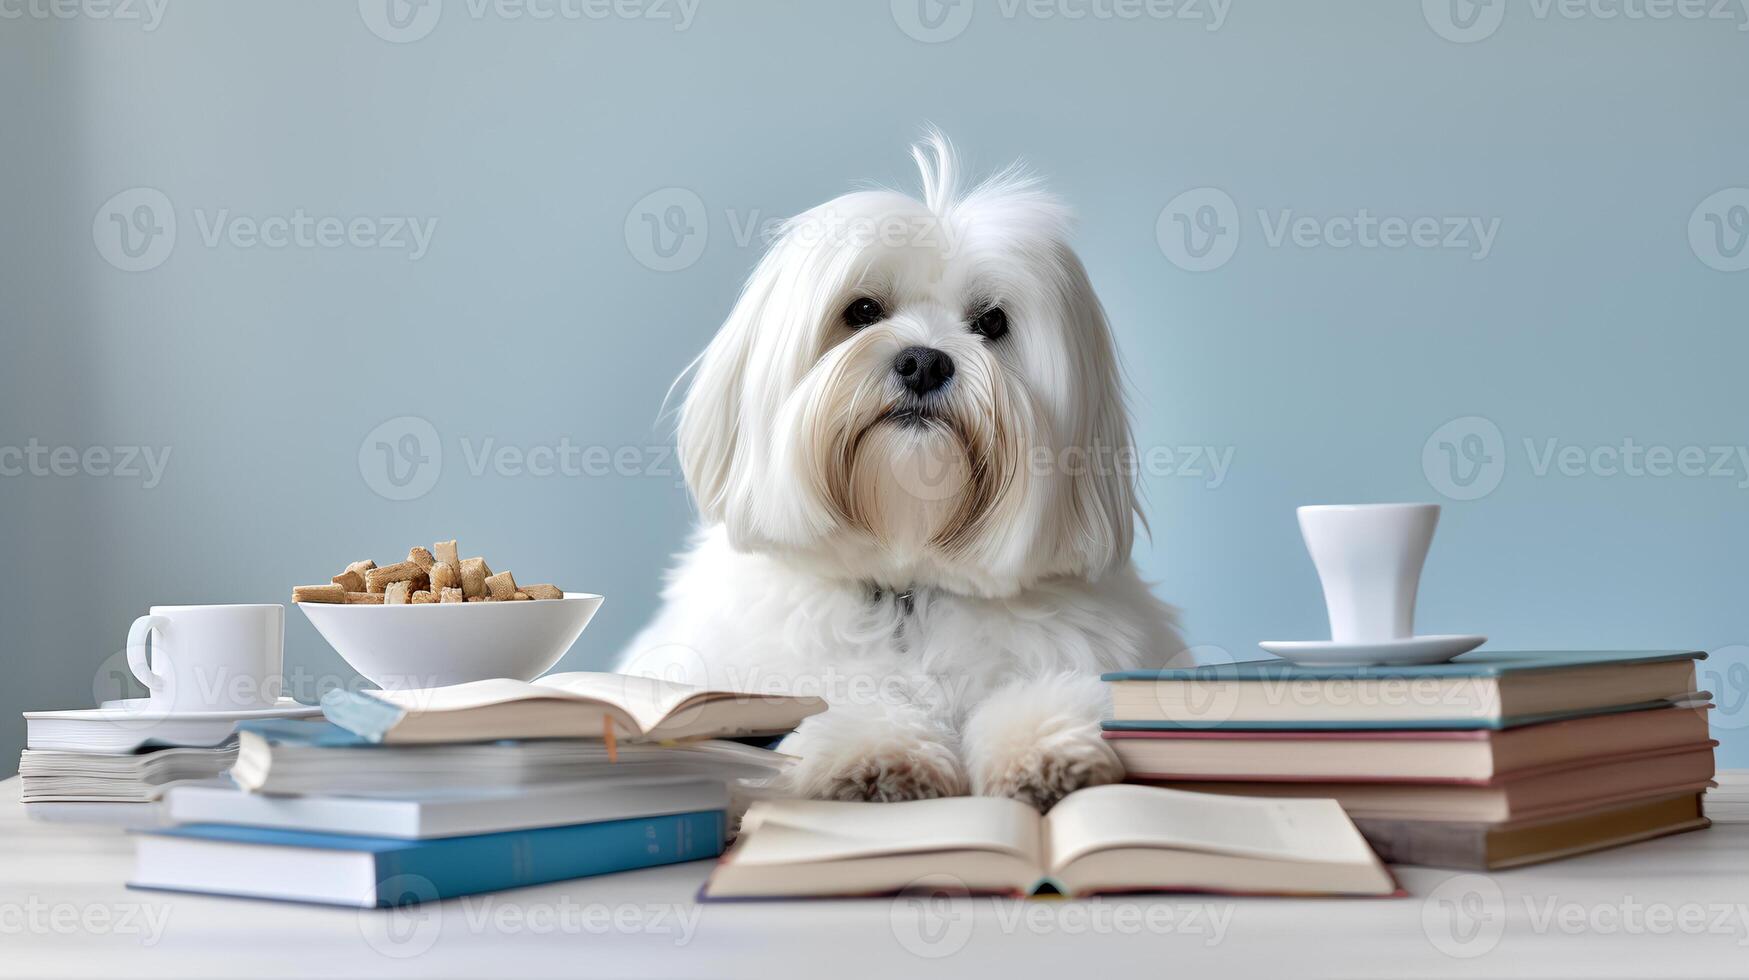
128,672 -> 826,907
1101,650 -> 1717,870
19,700 -> 322,825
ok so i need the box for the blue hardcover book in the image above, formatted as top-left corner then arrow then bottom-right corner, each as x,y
1103,650 -> 1706,730
130,810 -> 725,907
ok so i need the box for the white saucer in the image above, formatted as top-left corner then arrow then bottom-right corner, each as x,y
1258,634 -> 1487,666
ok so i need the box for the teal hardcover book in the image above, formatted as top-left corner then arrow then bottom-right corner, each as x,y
131,810 -> 726,907
1104,650 -> 1707,730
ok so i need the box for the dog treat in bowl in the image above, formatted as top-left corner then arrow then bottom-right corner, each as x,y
365,561 -> 427,594
293,540 -> 565,605
292,584 -> 345,603
459,557 -> 491,598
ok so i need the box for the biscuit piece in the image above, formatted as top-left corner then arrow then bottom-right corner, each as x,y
459,558 -> 491,598
428,561 -> 460,592
366,560 -> 426,593
466,595 -> 492,602
521,583 -> 563,600
346,560 -> 377,578
434,539 -> 460,569
440,587 -> 464,604
292,584 -> 345,603
384,581 -> 412,605
343,591 -> 384,604
411,589 -> 437,604
485,570 -> 518,600
512,591 -> 531,601
331,569 -> 366,592
408,546 -> 435,571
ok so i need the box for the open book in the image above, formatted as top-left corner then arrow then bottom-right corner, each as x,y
320,672 -> 827,744
703,784 -> 1399,899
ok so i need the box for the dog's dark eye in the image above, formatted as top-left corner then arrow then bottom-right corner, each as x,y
844,297 -> 885,328
970,306 -> 1009,341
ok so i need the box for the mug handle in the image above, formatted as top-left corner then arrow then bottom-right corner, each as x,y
126,614 -> 170,694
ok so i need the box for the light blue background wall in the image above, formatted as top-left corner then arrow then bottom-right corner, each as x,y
3,0 -> 1745,775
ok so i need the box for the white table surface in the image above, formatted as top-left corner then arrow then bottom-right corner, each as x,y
4,777 -> 1747,980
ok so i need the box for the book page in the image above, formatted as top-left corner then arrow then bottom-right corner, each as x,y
1044,784 -> 1377,872
531,672 -> 704,731
732,796 -> 1045,867
365,678 -> 555,714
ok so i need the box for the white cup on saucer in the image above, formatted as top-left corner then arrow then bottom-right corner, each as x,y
126,603 -> 285,712
1262,503 -> 1485,666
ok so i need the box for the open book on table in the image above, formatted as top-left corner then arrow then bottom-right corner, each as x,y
703,784 -> 1399,899
320,672 -> 827,744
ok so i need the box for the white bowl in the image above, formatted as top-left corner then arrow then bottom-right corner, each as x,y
298,593 -> 604,689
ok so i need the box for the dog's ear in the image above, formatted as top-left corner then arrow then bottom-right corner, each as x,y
1052,250 -> 1140,578
677,262 -> 775,524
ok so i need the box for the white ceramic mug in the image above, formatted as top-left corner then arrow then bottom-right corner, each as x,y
126,604 -> 285,712
1297,503 -> 1440,644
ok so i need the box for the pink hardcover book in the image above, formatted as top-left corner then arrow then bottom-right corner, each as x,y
1103,705 -> 1712,783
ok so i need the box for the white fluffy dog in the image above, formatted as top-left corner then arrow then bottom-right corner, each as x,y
619,133 -> 1188,810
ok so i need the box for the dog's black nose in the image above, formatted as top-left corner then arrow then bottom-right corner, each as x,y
894,346 -> 954,395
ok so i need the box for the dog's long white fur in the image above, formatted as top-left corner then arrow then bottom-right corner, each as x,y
619,132 -> 1187,808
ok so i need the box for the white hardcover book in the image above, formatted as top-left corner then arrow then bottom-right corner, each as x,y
164,776 -> 730,839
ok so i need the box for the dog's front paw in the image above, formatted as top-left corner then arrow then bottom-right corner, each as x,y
813,745 -> 968,802
781,709 -> 968,802
963,675 -> 1125,811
